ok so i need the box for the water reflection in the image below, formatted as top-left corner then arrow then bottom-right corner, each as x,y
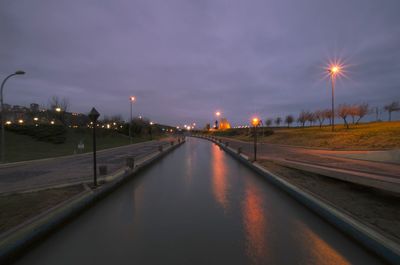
295,221 -> 351,265
211,144 -> 230,213
117,181 -> 145,238
242,180 -> 269,265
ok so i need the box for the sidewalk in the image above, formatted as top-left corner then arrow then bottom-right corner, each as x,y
216,136 -> 400,178
0,138 -> 174,194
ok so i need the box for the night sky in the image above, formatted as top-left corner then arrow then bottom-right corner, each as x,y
1,0 -> 399,126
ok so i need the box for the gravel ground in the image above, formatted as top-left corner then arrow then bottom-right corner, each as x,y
259,160 -> 400,244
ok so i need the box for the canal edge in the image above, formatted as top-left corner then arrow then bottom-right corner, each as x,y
0,139 -> 186,265
193,135 -> 400,265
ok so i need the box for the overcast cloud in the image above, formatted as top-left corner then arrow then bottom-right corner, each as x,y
1,0 -> 400,126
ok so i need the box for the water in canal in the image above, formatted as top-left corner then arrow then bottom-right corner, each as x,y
15,138 -> 384,265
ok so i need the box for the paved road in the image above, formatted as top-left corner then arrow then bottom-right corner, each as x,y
216,136 -> 400,178
0,139 -> 174,194
14,137 -> 384,265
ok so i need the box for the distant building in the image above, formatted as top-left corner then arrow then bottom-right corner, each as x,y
2,104 -> 11,111
30,103 -> 39,112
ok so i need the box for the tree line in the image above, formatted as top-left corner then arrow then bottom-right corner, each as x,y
263,101 -> 399,129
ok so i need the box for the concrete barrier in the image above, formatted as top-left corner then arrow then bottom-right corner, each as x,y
126,157 -> 135,169
0,139 -> 186,264
192,136 -> 400,265
274,159 -> 400,194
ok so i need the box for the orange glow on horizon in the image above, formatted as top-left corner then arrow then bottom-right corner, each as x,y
252,117 -> 260,126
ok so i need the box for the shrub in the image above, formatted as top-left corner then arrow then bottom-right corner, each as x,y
6,125 -> 67,144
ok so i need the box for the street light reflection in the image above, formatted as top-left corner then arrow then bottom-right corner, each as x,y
211,144 -> 229,213
242,181 -> 268,264
295,221 -> 350,265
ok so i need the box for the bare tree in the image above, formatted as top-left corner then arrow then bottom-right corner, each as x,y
337,104 -> 351,129
48,96 -> 70,125
306,112 -> 316,126
323,109 -> 333,125
314,110 -> 325,128
297,111 -> 308,127
275,117 -> 282,127
111,114 -> 123,121
349,105 -> 358,124
48,96 -> 69,112
285,115 -> 294,128
355,103 -> 369,124
384,101 -> 400,121
374,106 -> 382,122
265,118 -> 272,127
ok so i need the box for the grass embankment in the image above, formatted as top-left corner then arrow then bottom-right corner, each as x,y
214,122 -> 400,150
4,128 -> 155,163
0,185 -> 84,234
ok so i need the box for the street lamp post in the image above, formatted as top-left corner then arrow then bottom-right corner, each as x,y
251,117 -> 260,161
328,65 -> 340,132
149,121 -> 153,140
1,70 -> 25,163
88,107 -> 100,187
129,96 -> 135,144
215,111 -> 221,129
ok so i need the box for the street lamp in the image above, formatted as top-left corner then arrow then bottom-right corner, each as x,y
129,96 -> 135,144
328,65 -> 341,132
88,107 -> 100,187
251,117 -> 260,161
149,121 -> 154,140
1,70 -> 25,163
215,111 -> 221,129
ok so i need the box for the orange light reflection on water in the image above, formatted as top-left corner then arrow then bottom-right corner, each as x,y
242,182 -> 269,265
211,144 -> 229,213
296,221 -> 351,265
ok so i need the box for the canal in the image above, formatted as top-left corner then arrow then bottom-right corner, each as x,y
14,138 -> 384,265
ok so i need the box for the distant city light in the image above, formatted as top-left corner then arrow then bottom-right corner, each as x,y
5,121 -> 11,125
55,107 -> 61,112
50,121 -> 55,124
33,117 -> 39,121
18,119 -> 24,124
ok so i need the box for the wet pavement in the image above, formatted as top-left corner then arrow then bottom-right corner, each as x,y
14,138 -> 384,265
0,140 -> 171,193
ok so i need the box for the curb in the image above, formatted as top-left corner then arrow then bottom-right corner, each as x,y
0,139 -> 186,264
193,135 -> 400,265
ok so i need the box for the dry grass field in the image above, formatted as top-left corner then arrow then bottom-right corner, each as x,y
218,122 -> 400,150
